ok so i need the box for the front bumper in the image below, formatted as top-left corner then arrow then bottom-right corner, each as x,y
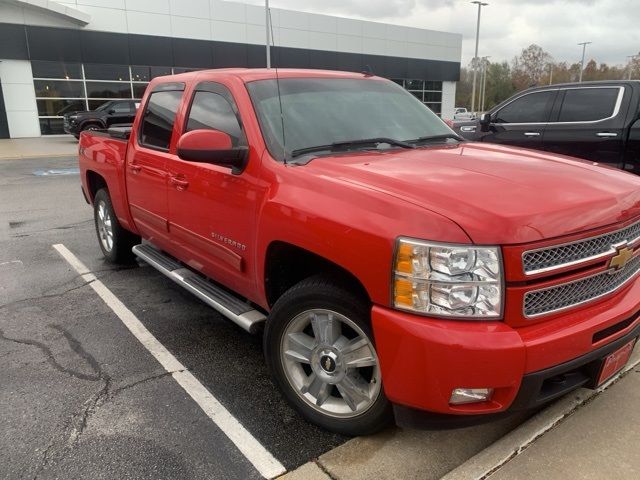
372,276 -> 640,423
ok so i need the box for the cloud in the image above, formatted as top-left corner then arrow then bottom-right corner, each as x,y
245,0 -> 638,66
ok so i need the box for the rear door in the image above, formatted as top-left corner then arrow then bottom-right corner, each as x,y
482,89 -> 557,149
541,86 -> 627,167
126,83 -> 184,247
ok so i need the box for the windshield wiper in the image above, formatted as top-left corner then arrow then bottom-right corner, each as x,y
290,137 -> 414,158
406,133 -> 464,145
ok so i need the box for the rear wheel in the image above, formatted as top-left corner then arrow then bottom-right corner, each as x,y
81,123 -> 102,134
265,276 -> 392,436
93,189 -> 139,263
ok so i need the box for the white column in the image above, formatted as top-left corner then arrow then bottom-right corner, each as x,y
0,60 -> 41,138
441,81 -> 456,120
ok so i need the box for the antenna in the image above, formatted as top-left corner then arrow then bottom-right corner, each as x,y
268,7 -> 287,164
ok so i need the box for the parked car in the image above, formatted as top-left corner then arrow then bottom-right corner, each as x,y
64,99 -> 139,139
453,107 -> 475,120
78,69 -> 640,436
455,81 -> 640,175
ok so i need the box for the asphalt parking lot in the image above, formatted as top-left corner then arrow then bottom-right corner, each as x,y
0,155 -> 532,479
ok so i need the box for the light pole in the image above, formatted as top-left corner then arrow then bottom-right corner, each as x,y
578,41 -> 591,82
470,1 -> 488,113
265,0 -> 271,68
627,55 -> 638,80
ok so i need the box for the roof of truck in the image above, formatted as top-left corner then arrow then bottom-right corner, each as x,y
163,68 -> 382,83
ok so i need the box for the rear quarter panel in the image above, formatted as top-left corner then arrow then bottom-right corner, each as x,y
79,131 -> 138,233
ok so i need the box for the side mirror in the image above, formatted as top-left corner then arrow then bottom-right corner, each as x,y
177,129 -> 248,175
479,113 -> 492,132
107,109 -> 116,115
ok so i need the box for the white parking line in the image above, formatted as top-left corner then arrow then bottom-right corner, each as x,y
53,243 -> 286,479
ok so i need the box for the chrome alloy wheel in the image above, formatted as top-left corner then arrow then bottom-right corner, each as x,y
96,201 -> 114,252
280,309 -> 382,418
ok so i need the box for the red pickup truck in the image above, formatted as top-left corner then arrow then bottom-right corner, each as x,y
79,69 -> 640,435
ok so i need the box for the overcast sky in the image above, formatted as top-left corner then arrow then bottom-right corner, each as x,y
245,0 -> 640,67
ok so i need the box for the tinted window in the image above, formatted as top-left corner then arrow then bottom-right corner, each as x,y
140,90 -> 183,150
31,61 -> 82,79
558,88 -> 620,122
111,102 -> 133,113
494,91 -> 555,124
186,91 -> 244,146
84,64 -> 130,81
34,80 -> 85,98
85,81 -> 131,99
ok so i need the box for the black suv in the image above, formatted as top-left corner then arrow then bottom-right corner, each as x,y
456,81 -> 640,175
64,100 -> 139,139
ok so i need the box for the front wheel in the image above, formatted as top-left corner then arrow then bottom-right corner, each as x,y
264,276 -> 392,436
93,189 -> 139,263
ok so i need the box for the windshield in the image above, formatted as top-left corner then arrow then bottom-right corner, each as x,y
246,77 -> 453,161
94,101 -> 113,112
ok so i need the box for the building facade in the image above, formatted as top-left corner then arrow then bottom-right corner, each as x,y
0,0 -> 462,139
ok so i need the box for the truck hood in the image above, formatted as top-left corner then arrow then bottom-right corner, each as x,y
303,142 -> 640,244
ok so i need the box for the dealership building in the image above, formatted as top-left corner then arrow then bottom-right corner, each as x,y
0,0 -> 462,139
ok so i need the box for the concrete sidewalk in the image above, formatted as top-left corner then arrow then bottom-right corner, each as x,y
485,366 -> 640,480
283,348 -> 640,480
0,136 -> 78,160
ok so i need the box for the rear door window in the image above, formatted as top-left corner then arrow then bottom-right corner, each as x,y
557,88 -> 620,122
139,90 -> 183,151
494,90 -> 556,124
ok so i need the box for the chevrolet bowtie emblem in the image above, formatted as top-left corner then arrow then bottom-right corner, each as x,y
609,246 -> 634,271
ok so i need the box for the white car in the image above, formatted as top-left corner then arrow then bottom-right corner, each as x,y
453,107 -> 475,120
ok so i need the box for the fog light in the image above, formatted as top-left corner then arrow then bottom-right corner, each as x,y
449,388 -> 494,405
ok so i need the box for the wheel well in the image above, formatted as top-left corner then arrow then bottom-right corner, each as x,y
86,171 -> 107,202
81,120 -> 104,130
264,241 -> 370,308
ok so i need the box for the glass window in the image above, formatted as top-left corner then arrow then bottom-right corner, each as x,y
391,79 -> 404,87
151,66 -> 172,79
405,79 -> 424,90
409,91 -> 423,102
140,90 -> 183,150
494,90 -> 555,124
111,101 -> 134,113
84,63 -> 130,81
86,81 -> 132,99
37,99 -> 85,116
424,91 -> 442,103
186,91 -> 245,146
425,81 -> 443,91
131,66 -> 171,82
39,118 -> 65,135
132,83 -> 149,98
426,103 -> 442,115
558,88 -> 620,122
32,61 -> 82,79
34,80 -> 85,98
247,78 -> 452,161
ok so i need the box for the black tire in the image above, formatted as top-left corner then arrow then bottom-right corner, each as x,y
81,122 -> 102,133
264,275 -> 392,436
93,188 -> 140,263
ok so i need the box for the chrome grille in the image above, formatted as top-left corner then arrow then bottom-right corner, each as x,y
523,220 -> 640,275
524,255 -> 640,317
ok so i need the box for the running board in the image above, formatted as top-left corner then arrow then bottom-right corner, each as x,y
132,244 -> 266,334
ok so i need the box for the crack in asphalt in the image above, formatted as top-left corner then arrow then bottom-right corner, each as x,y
9,219 -> 93,238
2,323 -> 183,479
0,327 -> 101,382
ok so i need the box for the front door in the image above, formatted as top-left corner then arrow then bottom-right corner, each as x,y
166,81 -> 261,297
126,84 -> 184,246
106,100 -> 137,127
482,89 -> 557,150
541,86 -> 627,168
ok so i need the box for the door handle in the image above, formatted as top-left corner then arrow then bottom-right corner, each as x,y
129,164 -> 141,173
523,132 -> 541,137
170,176 -> 189,190
596,132 -> 618,137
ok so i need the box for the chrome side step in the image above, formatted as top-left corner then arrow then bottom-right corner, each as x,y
132,244 -> 266,334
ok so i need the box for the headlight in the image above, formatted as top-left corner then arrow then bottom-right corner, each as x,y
393,238 -> 503,319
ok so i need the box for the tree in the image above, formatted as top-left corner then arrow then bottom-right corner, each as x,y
512,44 -> 553,89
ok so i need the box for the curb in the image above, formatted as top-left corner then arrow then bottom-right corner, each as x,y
0,154 -> 77,161
440,347 -> 640,480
